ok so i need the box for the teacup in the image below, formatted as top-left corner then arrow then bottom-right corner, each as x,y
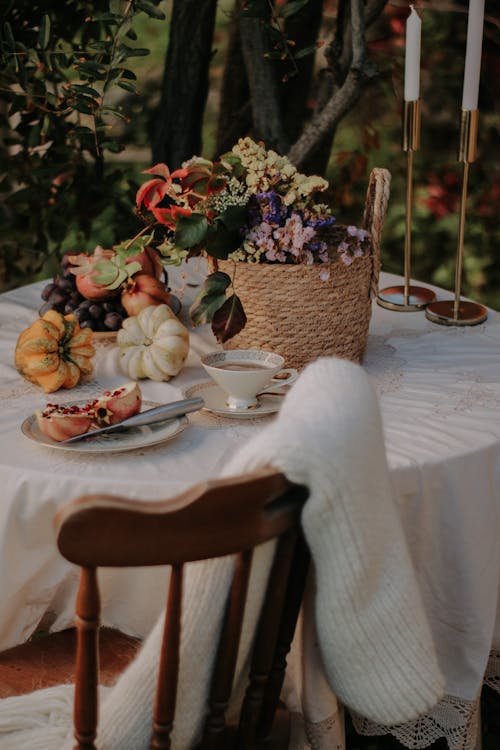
201,350 -> 298,411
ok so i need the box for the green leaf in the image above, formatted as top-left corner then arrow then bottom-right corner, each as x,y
91,12 -> 122,24
135,1 -> 167,20
72,97 -> 95,115
37,14 -> 51,51
120,68 -> 137,80
276,0 -> 310,19
220,204 -> 247,231
75,60 -> 108,77
93,262 -> 120,286
117,44 -> 150,59
27,123 -> 41,148
101,106 -> 128,120
189,271 -> 231,326
114,233 -> 155,257
116,80 -> 137,94
190,291 -> 227,326
123,260 -> 142,277
211,294 -> 247,343
3,22 -> 15,52
175,214 -> 208,249
105,269 -> 128,290
70,84 -> 100,97
294,45 -> 318,60
107,67 -> 137,81
204,226 -> 242,259
202,271 -> 232,295
27,48 -> 40,67
87,41 -> 111,52
100,140 -> 124,153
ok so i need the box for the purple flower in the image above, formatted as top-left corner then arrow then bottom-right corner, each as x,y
255,191 -> 288,224
305,215 -> 336,230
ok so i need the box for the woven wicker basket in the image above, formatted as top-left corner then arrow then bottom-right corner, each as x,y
209,168 -> 391,370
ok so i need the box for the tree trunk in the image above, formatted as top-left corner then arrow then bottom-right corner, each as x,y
238,0 -> 289,153
152,0 -> 218,168
215,1 -> 251,157
279,0 -> 324,144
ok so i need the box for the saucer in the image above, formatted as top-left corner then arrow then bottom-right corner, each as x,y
184,381 -> 284,419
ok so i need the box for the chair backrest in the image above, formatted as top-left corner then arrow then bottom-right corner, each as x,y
54,466 -> 310,750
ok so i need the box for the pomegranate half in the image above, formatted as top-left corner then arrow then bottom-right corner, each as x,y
93,382 -> 142,426
36,403 -> 95,442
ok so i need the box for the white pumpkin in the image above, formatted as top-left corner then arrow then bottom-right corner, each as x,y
117,304 -> 189,381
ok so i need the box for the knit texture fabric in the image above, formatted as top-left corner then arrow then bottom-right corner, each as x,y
0,357 -> 445,749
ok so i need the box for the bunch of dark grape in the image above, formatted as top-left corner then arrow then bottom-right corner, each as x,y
40,256 -> 126,333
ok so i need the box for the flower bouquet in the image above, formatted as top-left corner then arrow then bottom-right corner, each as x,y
133,138 -> 390,367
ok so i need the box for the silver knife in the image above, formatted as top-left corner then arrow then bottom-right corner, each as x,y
60,397 -> 204,444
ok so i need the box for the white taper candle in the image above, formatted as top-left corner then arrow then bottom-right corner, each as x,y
461,0 -> 485,111
404,5 -> 421,102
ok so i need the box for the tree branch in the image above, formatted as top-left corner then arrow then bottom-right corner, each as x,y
287,68 -> 365,168
286,0 -> 382,169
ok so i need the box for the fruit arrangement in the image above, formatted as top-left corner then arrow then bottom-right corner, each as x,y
35,382 -> 142,441
40,245 -> 180,334
15,309 -> 96,393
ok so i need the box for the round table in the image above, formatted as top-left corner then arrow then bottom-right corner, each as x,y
0,268 -> 498,750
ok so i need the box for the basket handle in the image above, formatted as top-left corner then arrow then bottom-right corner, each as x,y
362,168 -> 391,298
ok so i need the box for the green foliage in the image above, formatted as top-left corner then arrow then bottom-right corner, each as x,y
190,269 -> 246,343
190,271 -> 231,326
93,255 -> 142,289
175,214 -> 209,249
0,0 -> 166,290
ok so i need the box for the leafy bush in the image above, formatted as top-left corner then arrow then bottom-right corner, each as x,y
0,0 -> 166,289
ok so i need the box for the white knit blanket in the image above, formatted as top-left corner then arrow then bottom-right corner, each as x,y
0,357 -> 445,749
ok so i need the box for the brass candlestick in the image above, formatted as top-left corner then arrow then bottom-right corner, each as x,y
377,99 -> 436,312
425,109 -> 488,326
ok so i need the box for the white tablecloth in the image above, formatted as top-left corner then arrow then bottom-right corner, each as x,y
0,267 -> 498,750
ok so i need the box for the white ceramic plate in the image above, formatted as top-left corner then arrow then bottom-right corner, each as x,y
184,381 -> 284,419
21,401 -> 188,453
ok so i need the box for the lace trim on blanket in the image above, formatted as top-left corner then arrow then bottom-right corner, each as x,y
305,710 -> 345,750
288,711 -> 345,750
351,693 -> 480,750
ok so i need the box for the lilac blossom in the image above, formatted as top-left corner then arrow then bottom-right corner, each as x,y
233,180 -> 368,276
270,213 -> 316,262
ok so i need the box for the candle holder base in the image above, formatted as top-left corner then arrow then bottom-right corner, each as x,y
425,299 -> 488,326
377,285 -> 436,312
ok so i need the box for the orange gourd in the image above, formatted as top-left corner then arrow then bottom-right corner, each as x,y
15,310 -> 96,393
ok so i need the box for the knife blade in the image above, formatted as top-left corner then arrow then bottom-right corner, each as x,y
60,396 -> 204,444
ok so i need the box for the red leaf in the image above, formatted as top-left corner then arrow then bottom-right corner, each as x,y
211,294 -> 247,343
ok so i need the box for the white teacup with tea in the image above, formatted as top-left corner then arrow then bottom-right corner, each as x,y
201,350 -> 298,411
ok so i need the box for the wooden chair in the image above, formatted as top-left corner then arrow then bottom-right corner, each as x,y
0,466 -> 309,750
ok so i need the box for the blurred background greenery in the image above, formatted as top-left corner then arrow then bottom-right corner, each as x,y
1,1 -> 499,309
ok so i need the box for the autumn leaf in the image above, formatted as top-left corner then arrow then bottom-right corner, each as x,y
211,294 -> 247,343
